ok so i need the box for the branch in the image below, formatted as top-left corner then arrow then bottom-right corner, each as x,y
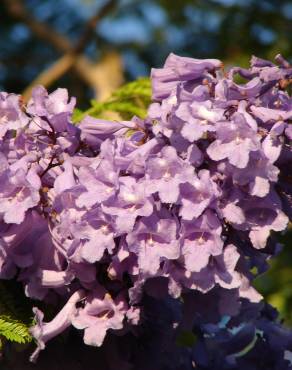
21,54 -> 76,101
22,51 -> 124,102
3,0 -> 72,52
74,0 -> 117,54
4,0 -> 117,55
4,0 -> 120,101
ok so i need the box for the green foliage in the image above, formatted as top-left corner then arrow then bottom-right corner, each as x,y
0,316 -> 31,344
0,281 -> 33,345
254,229 -> 292,327
73,77 -> 152,123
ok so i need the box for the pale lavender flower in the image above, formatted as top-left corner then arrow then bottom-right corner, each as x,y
30,290 -> 85,362
0,154 -> 40,224
27,85 -> 75,118
145,146 -> 193,203
126,212 -> 180,275
102,176 -> 153,234
76,156 -> 119,209
151,53 -> 222,101
176,100 -> 224,142
0,92 -> 29,138
72,289 -> 127,347
207,113 -> 261,168
79,116 -> 136,149
181,210 -> 223,273
179,169 -> 219,220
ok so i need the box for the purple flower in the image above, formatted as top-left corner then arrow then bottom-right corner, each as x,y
102,176 -> 153,233
167,244 -> 242,294
30,289 -> 85,362
145,146 -> 193,203
25,86 -> 80,156
76,156 -> 119,209
207,112 -> 261,168
179,169 -> 219,220
72,289 -> 128,347
176,100 -> 223,142
73,207 -> 117,263
262,121 -> 286,163
250,105 -> 292,123
27,85 -> 75,118
216,76 -> 263,101
79,116 -> 137,149
114,136 -> 164,175
0,92 -> 28,138
53,158 -> 77,194
107,238 -> 139,281
229,151 -> 279,198
181,210 -> 223,273
0,54 -> 290,367
0,154 -> 40,224
224,190 -> 289,249
151,53 -> 222,101
126,212 -> 180,275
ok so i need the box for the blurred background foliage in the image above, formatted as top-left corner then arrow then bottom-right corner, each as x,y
0,0 -> 292,325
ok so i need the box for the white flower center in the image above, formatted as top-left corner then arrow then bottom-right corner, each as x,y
106,187 -> 113,194
100,225 -> 109,234
123,192 -> 137,202
193,179 -> 201,188
108,172 -> 116,181
129,205 -> 137,212
197,106 -> 216,121
163,171 -> 171,179
158,158 -> 167,166
168,95 -> 177,105
147,234 -> 155,246
235,136 -> 242,144
197,233 -> 206,245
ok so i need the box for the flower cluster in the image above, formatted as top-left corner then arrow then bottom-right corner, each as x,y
0,54 -> 291,368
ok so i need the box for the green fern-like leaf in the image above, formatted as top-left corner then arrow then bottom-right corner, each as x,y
73,77 -> 152,123
111,78 -> 151,101
90,100 -> 148,120
0,281 -> 33,345
0,316 -> 32,344
72,108 -> 84,123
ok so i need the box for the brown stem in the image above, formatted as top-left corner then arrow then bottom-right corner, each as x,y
4,0 -> 120,101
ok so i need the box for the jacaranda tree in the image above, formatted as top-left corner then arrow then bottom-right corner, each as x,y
0,53 -> 292,369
